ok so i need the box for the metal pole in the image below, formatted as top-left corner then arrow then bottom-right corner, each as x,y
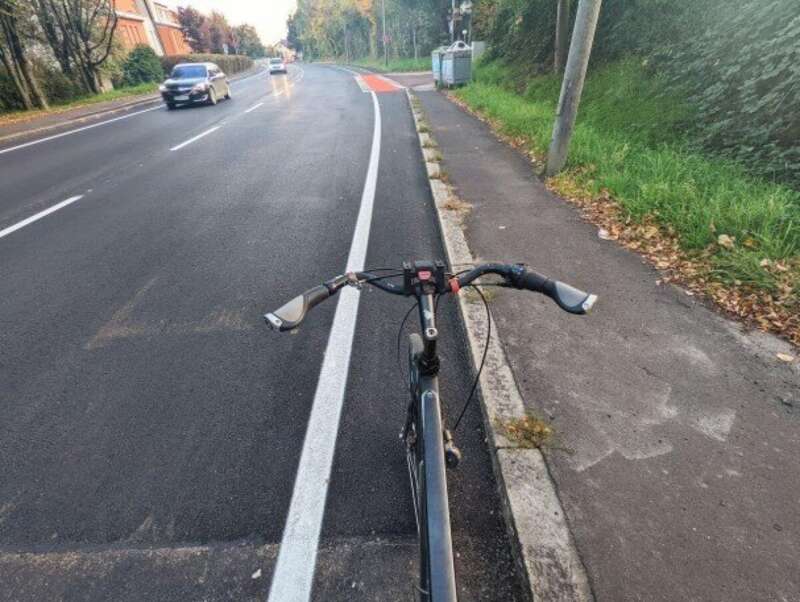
545,0 -> 602,176
382,0 -> 388,67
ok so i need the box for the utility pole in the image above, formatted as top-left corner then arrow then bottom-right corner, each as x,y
554,0 -> 570,73
381,0 -> 388,68
545,0 -> 602,176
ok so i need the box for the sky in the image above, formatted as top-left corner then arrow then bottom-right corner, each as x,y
162,0 -> 297,45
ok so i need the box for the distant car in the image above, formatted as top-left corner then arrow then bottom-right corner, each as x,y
159,62 -> 231,110
268,57 -> 287,74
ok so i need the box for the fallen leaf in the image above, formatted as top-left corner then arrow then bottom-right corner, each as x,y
717,234 -> 735,250
643,225 -> 659,239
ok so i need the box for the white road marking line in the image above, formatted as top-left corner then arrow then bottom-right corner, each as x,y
169,126 -> 220,151
244,102 -> 264,113
0,105 -> 161,156
0,195 -> 84,240
354,76 -> 371,93
0,67 -> 269,157
267,90 -> 382,602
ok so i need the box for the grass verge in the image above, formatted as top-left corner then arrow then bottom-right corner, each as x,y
0,82 -> 159,128
454,59 -> 799,345
353,56 -> 430,73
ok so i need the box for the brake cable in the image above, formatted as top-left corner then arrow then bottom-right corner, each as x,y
395,299 -> 419,390
453,283 -> 492,431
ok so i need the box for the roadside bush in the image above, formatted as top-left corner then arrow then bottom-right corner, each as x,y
122,45 -> 165,86
458,60 -> 800,291
0,68 -> 25,111
37,66 -> 81,104
473,0 -> 800,189
160,54 -> 253,76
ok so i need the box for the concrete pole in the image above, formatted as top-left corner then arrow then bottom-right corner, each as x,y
382,0 -> 388,67
545,0 -> 602,176
554,0 -> 570,73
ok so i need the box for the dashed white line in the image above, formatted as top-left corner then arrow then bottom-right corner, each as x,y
244,102 -> 264,113
0,195 -> 84,240
169,126 -> 220,151
0,105 -> 162,156
267,90 -> 382,602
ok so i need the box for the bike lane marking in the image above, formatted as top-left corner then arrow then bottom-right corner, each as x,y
267,89 -> 382,602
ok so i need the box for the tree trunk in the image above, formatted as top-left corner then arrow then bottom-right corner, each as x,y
0,42 -> 33,109
34,0 -> 74,77
1,13 -> 48,109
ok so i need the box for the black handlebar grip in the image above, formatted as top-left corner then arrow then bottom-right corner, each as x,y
549,280 -> 597,315
264,285 -> 331,331
519,269 -> 597,315
518,270 -> 550,293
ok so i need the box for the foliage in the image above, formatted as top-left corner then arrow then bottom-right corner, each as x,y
176,6 -> 207,53
37,64 -> 82,104
160,53 -> 253,76
0,67 -> 24,110
288,0 -> 448,61
177,6 -> 262,56
233,24 -> 267,58
354,56 -> 430,72
472,0 -> 800,189
656,0 -> 800,187
457,60 -> 800,293
0,0 -> 50,109
121,44 -> 164,87
35,0 -> 119,94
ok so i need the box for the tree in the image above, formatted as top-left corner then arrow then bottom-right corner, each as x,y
32,0 -> 73,78
37,0 -> 118,94
206,11 -> 231,54
0,0 -> 49,109
233,24 -> 265,58
177,6 -> 209,52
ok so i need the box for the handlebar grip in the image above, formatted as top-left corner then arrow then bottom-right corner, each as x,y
264,285 -> 331,331
518,270 -> 597,315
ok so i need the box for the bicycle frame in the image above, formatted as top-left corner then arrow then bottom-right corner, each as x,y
409,292 -> 458,601
264,259 -> 596,601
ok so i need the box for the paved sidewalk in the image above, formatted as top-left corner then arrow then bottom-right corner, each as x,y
416,90 -> 800,601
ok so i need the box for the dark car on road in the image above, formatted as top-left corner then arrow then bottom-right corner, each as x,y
159,63 -> 231,110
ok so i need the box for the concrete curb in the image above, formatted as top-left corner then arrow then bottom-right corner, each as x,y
0,66 -> 264,146
405,89 -> 593,602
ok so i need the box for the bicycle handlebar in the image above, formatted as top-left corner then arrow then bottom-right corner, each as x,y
264,263 -> 597,332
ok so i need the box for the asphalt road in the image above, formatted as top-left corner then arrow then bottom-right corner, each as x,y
0,63 -> 521,600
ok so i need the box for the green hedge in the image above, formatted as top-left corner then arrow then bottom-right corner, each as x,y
122,45 -> 165,87
160,54 -> 253,76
